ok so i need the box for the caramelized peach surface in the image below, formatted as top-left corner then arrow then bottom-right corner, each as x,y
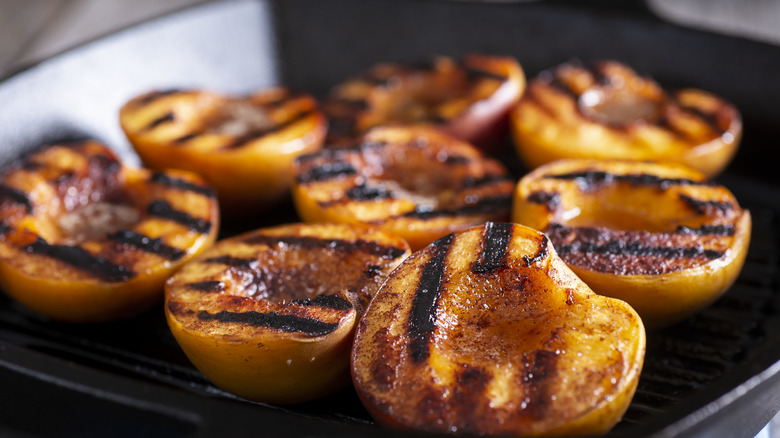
352,222 -> 645,436
165,222 -> 410,404
0,141 -> 219,322
120,88 -> 326,214
513,159 -> 751,328
511,60 -> 742,177
292,126 -> 515,250
325,54 -> 525,151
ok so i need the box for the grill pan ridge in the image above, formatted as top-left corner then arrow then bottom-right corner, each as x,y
1,0 -> 780,437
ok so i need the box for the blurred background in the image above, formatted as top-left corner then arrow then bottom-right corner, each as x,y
1,0 -> 780,78
0,0 -> 779,436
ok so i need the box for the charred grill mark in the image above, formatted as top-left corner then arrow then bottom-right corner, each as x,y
147,200 -> 211,233
402,195 -> 512,220
188,280 -> 225,293
345,183 -> 393,201
296,162 -> 358,184
527,191 -> 560,211
197,310 -> 338,336
136,89 -> 183,105
680,104 -> 725,134
0,222 -> 11,234
522,235 -> 549,267
524,349 -> 560,420
554,238 -> 724,260
225,111 -> 313,149
472,222 -> 512,273
360,72 -> 395,87
676,224 -> 735,236
24,237 -> 133,282
150,172 -> 215,198
547,170 -> 714,190
243,234 -> 407,260
291,294 -> 353,311
331,98 -> 370,111
442,155 -> 471,165
408,233 -> 453,363
264,90 -> 303,108
0,184 -> 33,213
462,174 -> 512,188
464,68 -> 507,82
587,62 -> 612,86
679,194 -> 733,214
173,132 -> 201,144
144,112 -> 175,131
204,255 -> 255,268
107,229 -> 186,261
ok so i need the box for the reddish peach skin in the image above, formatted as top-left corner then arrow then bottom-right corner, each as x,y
439,54 -> 526,151
325,54 -> 525,153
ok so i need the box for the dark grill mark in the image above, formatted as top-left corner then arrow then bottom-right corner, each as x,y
243,234 -> 407,260
587,62 -> 612,86
464,68 -> 507,82
442,155 -> 471,165
265,90 -> 300,108
555,239 -> 724,260
296,162 -> 358,184
147,200 -> 211,233
137,89 -> 183,105
225,111 -> 313,149
679,194 -> 733,214
107,229 -> 185,261
676,224 -> 735,236
680,104 -> 724,134
188,281 -> 225,293
402,195 -> 512,220
144,112 -> 175,131
331,98 -> 370,111
527,191 -> 560,210
204,255 -> 255,268
345,183 -> 393,201
360,73 -> 395,87
0,222 -> 11,234
524,349 -> 560,420
408,234 -> 453,363
0,184 -> 33,213
24,238 -> 133,282
173,133 -> 200,144
462,174 -> 511,188
150,173 -> 215,198
291,294 -> 352,311
472,222 -> 512,274
547,171 -> 713,190
522,235 -> 549,267
197,310 -> 338,336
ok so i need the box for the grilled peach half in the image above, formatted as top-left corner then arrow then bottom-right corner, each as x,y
292,126 -> 515,251
352,222 -> 645,436
513,159 -> 751,328
325,54 -> 525,151
120,88 -> 326,214
511,60 -> 742,178
0,141 -> 219,323
165,222 -> 410,404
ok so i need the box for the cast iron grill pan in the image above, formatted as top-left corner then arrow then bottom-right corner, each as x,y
1,0 -> 780,436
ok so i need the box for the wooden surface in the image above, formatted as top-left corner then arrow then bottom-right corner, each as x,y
0,0 -> 778,436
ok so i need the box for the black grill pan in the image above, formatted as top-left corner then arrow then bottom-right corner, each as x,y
1,1 -> 779,436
